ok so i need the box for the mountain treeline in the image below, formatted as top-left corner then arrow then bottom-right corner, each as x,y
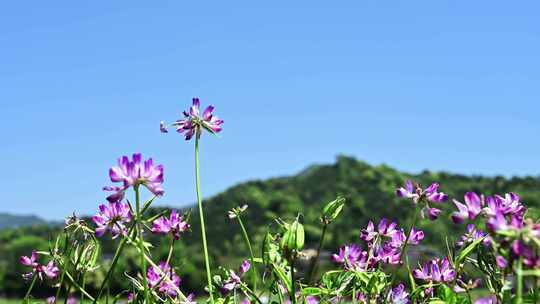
1,155 -> 539,297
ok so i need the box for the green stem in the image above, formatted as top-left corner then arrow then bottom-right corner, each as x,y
195,136 -> 215,304
307,224 -> 328,283
93,225 -> 134,303
134,185 -> 150,302
517,256 -> 523,303
237,215 -> 258,291
23,276 -> 37,303
290,259 -> 297,304
81,276 -> 86,304
390,207 -> 419,287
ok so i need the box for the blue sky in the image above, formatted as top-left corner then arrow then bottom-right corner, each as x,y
1,1 -> 539,219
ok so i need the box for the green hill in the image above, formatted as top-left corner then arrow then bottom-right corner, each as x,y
1,155 -> 539,296
0,213 -> 47,230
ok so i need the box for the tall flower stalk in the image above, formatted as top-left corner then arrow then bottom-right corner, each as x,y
195,136 -> 215,303
161,97 -> 224,303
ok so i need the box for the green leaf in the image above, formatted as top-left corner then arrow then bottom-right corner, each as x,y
456,237 -> 485,265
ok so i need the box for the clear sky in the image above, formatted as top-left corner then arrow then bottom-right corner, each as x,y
1,1 -> 539,220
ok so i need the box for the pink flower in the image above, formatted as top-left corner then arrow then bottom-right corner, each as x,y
147,261 -> 181,297
104,153 -> 164,202
161,98 -> 224,140
152,210 -> 190,240
92,202 -> 132,238
20,250 -> 59,281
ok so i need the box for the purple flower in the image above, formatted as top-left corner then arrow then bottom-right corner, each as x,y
306,296 -> 319,304
390,228 -> 424,248
474,295 -> 497,304
456,224 -> 488,247
147,261 -> 181,297
495,255 -> 507,269
331,244 -> 368,270
396,180 -> 447,221
451,192 -> 483,224
104,153 -> 164,202
396,181 -> 448,204
373,243 -> 401,265
387,284 -> 410,304
161,98 -> 224,141
67,297 -> 77,304
20,251 -> 59,281
152,210 -> 190,240
360,221 -> 377,242
221,260 -> 251,295
92,202 -> 132,239
414,257 -> 455,283
431,257 -> 455,282
46,297 -> 56,304
180,294 -> 197,304
378,218 -> 398,237
426,207 -> 442,221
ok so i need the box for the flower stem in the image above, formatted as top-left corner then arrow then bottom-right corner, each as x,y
134,185 -> 150,302
195,136 -> 215,304
307,224 -> 328,283
93,225 -> 134,303
289,259 -> 297,304
237,214 -> 259,291
23,276 -> 37,303
516,256 -> 523,303
390,207 -> 419,288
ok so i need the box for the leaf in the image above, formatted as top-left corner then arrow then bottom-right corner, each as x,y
456,237 -> 485,265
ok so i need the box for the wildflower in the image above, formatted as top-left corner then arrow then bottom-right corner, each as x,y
221,260 -> 251,294
152,210 -> 190,240
451,192 -> 483,224
104,153 -> 164,202
161,98 -> 224,140
147,261 -> 181,297
331,244 -> 368,270
306,296 -> 319,304
67,297 -> 77,304
396,180 -> 447,221
495,256 -> 507,269
373,244 -> 401,265
180,294 -> 197,304
483,193 -> 525,218
474,295 -> 497,304
228,204 -> 248,219
387,284 -> 410,304
92,202 -> 132,238
414,257 -> 455,283
20,250 -> 59,281
46,297 -> 56,304
456,224 -> 489,247
431,257 -> 456,282
391,228 -> 424,247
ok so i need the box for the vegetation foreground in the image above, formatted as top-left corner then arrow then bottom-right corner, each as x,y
6,99 -> 540,303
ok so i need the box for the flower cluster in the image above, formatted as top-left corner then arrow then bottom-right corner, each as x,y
332,219 -> 424,270
92,201 -> 132,239
147,261 -> 181,297
19,250 -> 59,281
220,260 -> 251,295
152,210 -> 190,240
413,257 -> 456,283
387,284 -> 410,304
160,97 -> 224,140
396,180 -> 448,220
104,153 -> 164,202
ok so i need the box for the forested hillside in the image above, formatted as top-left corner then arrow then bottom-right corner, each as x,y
1,155 -> 539,296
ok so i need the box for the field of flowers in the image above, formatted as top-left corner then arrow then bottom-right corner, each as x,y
16,99 -> 540,303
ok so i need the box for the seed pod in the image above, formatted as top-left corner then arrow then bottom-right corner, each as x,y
321,196 -> 345,224
281,218 -> 305,252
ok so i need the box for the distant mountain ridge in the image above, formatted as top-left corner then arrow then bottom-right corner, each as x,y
0,212 -> 47,230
